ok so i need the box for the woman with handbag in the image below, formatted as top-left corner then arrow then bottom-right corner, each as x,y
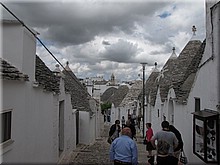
145,123 -> 155,157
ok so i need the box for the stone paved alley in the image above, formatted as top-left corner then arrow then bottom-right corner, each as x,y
60,124 -> 153,165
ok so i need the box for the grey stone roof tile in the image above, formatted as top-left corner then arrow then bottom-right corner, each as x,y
62,69 -> 90,111
0,58 -> 29,81
106,85 -> 129,107
35,55 -> 60,93
101,87 -> 118,103
120,80 -> 142,106
144,39 -> 205,105
142,71 -> 160,106
173,39 -> 206,103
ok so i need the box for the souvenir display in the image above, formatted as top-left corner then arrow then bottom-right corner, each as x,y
192,109 -> 219,163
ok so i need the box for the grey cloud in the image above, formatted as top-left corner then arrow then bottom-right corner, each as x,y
102,40 -> 111,45
101,39 -> 142,63
149,42 -> 175,55
2,1 -> 205,81
3,1 -> 171,46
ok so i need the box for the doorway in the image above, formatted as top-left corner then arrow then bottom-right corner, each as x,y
59,100 -> 64,156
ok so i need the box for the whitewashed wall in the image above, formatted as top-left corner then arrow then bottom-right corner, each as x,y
2,21 -> 36,81
1,21 -> 77,164
2,81 -> 58,163
192,0 -> 219,111
58,78 -> 77,162
111,105 -> 131,127
96,104 -> 102,138
79,111 -> 96,145
110,104 -> 117,125
174,93 -> 205,164
151,88 -> 164,134
89,98 -> 101,139
185,1 -> 220,164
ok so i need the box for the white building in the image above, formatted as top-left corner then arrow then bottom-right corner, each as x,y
189,1 -> 220,163
84,74 -> 119,101
144,1 -> 220,164
1,20 -> 101,164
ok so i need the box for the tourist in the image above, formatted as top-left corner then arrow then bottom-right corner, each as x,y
145,123 -> 155,157
108,120 -> 121,143
147,140 -> 179,165
110,127 -> 138,165
169,125 -> 184,158
124,120 -> 136,140
151,121 -> 178,155
121,116 -> 126,129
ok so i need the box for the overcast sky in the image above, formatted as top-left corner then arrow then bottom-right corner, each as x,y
2,0 -> 206,81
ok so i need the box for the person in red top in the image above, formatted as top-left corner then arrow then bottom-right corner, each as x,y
145,123 -> 155,157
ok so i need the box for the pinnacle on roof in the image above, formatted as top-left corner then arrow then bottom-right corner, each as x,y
192,25 -> 196,36
53,64 -> 61,73
169,47 -> 177,59
190,25 -> 199,41
64,61 -> 72,71
53,64 -> 62,77
153,62 -> 160,72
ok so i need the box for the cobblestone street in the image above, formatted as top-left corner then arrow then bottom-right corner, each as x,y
61,124 -> 151,165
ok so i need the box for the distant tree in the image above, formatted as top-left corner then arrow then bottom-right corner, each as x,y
101,103 -> 111,114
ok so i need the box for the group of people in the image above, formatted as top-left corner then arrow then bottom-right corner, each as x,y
109,119 -> 184,165
109,115 -> 136,142
146,121 -> 184,165
109,118 -> 137,165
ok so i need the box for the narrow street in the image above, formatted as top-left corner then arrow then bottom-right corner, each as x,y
60,124 -> 151,165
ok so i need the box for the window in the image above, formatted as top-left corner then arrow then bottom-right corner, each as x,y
195,98 -> 200,112
158,109 -> 160,117
1,111 -> 12,143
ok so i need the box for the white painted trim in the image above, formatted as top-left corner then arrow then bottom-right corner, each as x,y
0,109 -> 13,113
0,139 -> 14,155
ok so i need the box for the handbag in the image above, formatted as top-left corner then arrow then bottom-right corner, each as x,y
179,150 -> 188,164
107,136 -> 112,144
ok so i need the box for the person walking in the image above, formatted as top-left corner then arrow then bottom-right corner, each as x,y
145,123 -> 154,157
121,116 -> 126,129
147,140 -> 180,165
169,125 -> 184,159
109,127 -> 138,165
124,120 -> 136,140
151,121 -> 178,155
109,120 -> 121,143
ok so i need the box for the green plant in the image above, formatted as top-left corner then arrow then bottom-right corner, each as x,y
101,103 -> 111,114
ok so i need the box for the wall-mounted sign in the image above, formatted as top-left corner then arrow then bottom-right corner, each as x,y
192,109 -> 219,163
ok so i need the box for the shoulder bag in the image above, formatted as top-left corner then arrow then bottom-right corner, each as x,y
179,150 -> 188,164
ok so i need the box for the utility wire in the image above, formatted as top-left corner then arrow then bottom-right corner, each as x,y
1,2 -> 87,90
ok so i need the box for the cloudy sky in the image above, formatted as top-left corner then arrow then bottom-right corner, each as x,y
1,0 -> 206,81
